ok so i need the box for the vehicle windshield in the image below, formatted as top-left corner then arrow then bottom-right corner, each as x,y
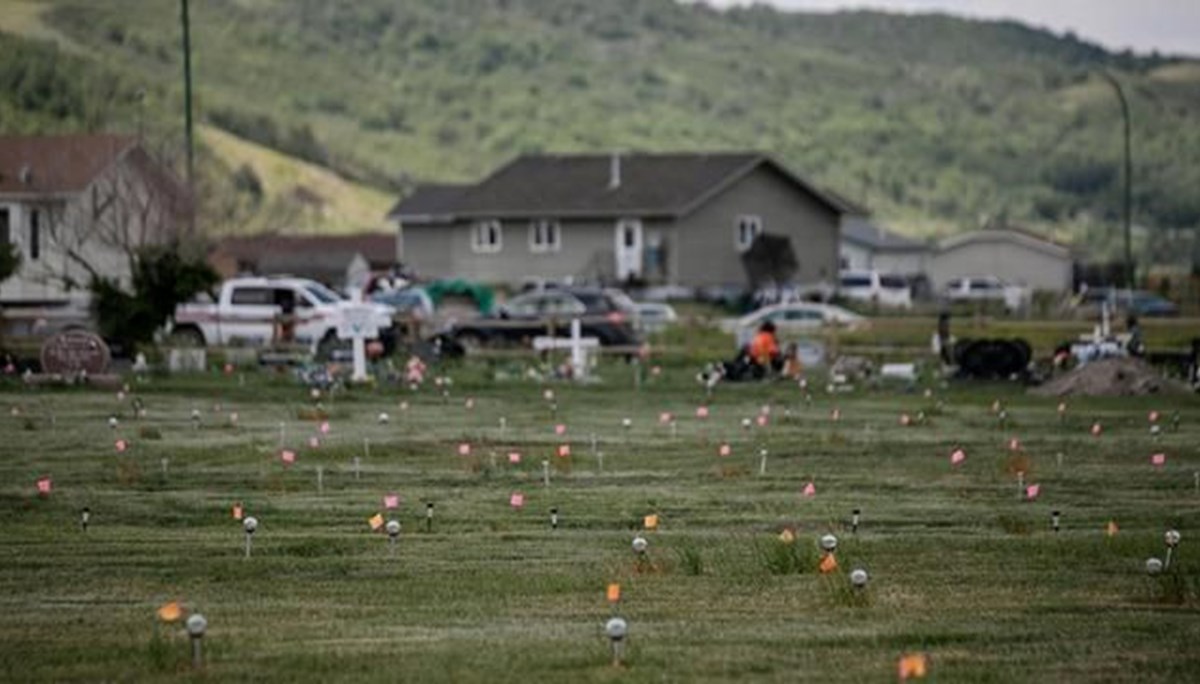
880,275 -> 907,289
840,276 -> 871,287
305,283 -> 344,304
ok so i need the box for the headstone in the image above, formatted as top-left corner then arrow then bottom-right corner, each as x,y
168,348 -> 207,373
41,330 -> 110,375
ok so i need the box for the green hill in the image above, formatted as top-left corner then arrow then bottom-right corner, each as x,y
2,0 -> 1198,256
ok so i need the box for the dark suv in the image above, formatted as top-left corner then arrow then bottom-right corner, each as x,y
442,287 -> 641,352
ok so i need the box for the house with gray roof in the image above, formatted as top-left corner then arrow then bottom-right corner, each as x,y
388,153 -> 853,288
839,216 -> 932,278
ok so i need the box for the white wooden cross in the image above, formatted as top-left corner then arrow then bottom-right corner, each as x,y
533,319 -> 599,380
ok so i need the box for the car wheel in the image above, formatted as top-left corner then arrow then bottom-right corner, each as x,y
168,326 -> 205,348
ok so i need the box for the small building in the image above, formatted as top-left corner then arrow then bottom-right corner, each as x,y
208,233 -> 397,292
0,134 -> 188,305
839,216 -> 931,278
388,152 -> 853,289
929,225 -> 1073,293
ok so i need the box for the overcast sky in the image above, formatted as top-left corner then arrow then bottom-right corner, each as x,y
703,1 -> 1200,56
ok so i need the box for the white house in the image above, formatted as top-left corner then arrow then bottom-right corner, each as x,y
0,134 -> 187,306
929,226 -> 1073,293
839,216 -> 931,278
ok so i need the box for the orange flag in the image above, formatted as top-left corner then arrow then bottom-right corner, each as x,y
368,513 -> 384,531
819,553 -> 839,574
644,514 -> 659,530
232,503 -> 244,520
898,653 -> 928,680
157,601 -> 183,623
606,583 -> 621,603
1106,520 -> 1119,537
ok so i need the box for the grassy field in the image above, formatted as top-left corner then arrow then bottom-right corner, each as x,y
1,359 -> 1199,682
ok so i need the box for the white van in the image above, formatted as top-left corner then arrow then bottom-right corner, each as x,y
838,270 -> 913,309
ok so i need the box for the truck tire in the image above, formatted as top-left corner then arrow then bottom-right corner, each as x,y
168,326 -> 205,348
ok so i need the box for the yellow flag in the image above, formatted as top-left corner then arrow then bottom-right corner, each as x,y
606,583 -> 621,603
1106,520 -> 1119,537
368,513 -> 384,531
898,653 -> 928,680
778,529 -> 796,544
157,601 -> 183,623
819,553 -> 838,574
644,514 -> 659,530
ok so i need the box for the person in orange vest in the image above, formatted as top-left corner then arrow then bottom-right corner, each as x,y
748,320 -> 781,373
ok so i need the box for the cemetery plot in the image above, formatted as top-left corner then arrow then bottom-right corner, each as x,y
0,367 -> 1198,682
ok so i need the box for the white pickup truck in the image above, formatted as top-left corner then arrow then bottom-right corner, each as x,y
170,277 -> 396,356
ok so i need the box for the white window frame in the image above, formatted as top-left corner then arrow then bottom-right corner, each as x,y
734,214 -> 762,252
529,219 -> 561,253
471,220 -> 502,254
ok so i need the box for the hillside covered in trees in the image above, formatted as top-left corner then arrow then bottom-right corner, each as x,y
1,0 -> 1197,261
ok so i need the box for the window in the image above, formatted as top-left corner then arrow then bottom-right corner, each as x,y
28,209 -> 40,261
230,287 -> 274,306
734,215 -> 761,251
471,220 -> 502,253
529,220 -> 561,253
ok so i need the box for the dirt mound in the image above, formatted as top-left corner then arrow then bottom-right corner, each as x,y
1031,357 -> 1187,397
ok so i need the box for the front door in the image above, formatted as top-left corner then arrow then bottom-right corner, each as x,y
615,219 -> 642,281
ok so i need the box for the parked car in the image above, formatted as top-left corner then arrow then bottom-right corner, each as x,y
368,287 -> 435,320
440,287 -> 641,352
171,276 -> 397,356
632,302 -> 679,333
942,276 -> 1029,313
720,302 -> 867,349
1076,288 -> 1179,318
838,270 -> 913,309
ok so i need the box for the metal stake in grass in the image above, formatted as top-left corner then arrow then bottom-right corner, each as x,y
80,507 -> 90,532
243,516 -> 258,558
425,502 -> 434,532
186,613 -> 207,669
849,567 -> 869,590
550,507 -> 559,530
191,408 -> 201,430
353,457 -> 362,481
1051,510 -> 1060,533
759,448 -> 768,476
278,421 -> 286,449
160,457 -> 169,480
605,616 -> 628,667
386,519 -> 400,555
1016,471 -> 1025,500
316,466 -> 324,494
1164,530 -> 1181,570
542,460 -> 551,487
499,416 -> 507,436
851,508 -> 861,534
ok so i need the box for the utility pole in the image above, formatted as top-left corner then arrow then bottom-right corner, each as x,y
181,0 -> 195,197
1100,70 -> 1134,289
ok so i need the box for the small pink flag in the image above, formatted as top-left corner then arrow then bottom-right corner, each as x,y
510,492 -> 524,509
1149,410 -> 1160,423
1151,453 -> 1166,467
36,477 -> 52,495
281,449 -> 296,465
900,413 -> 911,426
659,412 -> 672,424
756,415 -> 769,427
718,443 -> 731,457
1091,422 -> 1102,436
950,448 -> 966,465
458,443 -> 471,456
1025,484 -> 1040,500
115,439 -> 128,453
384,494 -> 399,509
802,482 -> 816,497
557,444 -> 571,458
508,451 -> 522,464
554,424 -> 566,435
696,406 -> 709,419
308,436 -> 320,449
1008,437 -> 1021,452
319,421 -> 331,435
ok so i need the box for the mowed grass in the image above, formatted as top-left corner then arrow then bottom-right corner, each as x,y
1,362 -> 1199,682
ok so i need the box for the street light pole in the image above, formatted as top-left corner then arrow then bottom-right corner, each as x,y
1099,70 -> 1133,289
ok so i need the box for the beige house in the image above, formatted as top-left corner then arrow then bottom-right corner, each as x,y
929,226 -> 1073,293
0,134 -> 188,306
389,153 -> 853,289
